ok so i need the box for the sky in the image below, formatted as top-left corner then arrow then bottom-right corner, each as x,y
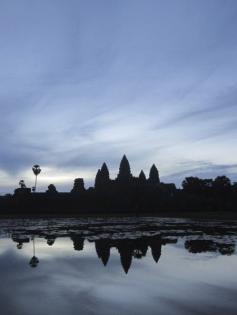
0,0 -> 237,193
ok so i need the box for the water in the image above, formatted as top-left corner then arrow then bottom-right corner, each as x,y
0,217 -> 237,315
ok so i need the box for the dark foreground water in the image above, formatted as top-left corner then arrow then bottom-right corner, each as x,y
0,217 -> 237,315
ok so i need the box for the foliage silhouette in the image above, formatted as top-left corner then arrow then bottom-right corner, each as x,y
46,184 -> 58,194
32,164 -> 41,192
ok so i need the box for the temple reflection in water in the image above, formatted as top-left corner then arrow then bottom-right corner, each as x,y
12,234 -> 173,273
7,217 -> 236,273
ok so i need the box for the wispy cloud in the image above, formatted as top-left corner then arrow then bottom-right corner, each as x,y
0,0 -> 237,192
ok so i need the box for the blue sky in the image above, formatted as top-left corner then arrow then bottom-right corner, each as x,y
0,0 -> 237,192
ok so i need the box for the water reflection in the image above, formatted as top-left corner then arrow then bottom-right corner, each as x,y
185,239 -> 235,255
0,217 -> 237,315
3,217 -> 237,273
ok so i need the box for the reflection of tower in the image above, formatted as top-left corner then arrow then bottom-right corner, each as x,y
133,239 -> 148,259
117,240 -> 133,274
71,178 -> 85,193
95,239 -> 111,266
149,238 -> 162,263
71,235 -> 84,251
29,237 -> 39,268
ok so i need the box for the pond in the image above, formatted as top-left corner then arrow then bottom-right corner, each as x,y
0,216 -> 236,315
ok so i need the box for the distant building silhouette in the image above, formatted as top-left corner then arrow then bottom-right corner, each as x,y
148,164 -> 160,185
117,155 -> 132,183
71,178 -> 85,193
71,235 -> 84,251
6,153 -> 237,215
95,162 -> 110,189
138,170 -> 147,185
95,169 -> 102,188
101,163 -> 110,183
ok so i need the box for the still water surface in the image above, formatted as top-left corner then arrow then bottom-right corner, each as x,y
0,217 -> 236,315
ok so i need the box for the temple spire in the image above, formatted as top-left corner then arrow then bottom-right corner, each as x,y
100,162 -> 110,182
117,155 -> 132,182
148,164 -> 160,185
138,170 -> 146,184
95,162 -> 110,189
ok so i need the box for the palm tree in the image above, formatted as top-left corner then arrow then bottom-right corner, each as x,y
32,165 -> 41,192
29,237 -> 39,268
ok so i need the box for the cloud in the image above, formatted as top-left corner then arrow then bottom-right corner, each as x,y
0,0 -> 237,192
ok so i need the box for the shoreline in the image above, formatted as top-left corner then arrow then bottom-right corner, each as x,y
0,211 -> 236,220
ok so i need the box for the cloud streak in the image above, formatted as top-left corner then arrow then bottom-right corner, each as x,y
0,0 -> 237,192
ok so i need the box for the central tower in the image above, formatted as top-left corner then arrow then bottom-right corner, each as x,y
117,155 -> 132,182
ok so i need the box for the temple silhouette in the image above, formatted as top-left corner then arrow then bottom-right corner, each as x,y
0,154 -> 237,214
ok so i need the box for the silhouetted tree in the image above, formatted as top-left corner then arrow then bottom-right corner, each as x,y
185,240 -> 217,253
29,237 -> 39,268
182,177 -> 212,194
218,243 -> 235,255
46,184 -> 58,194
213,176 -> 231,193
232,182 -> 237,194
148,164 -> 160,185
32,164 -> 41,192
29,256 -> 39,267
17,243 -> 23,250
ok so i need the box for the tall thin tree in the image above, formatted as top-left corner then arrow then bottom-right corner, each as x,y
32,164 -> 41,192
29,237 -> 39,268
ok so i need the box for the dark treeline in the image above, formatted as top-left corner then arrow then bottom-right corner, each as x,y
0,154 -> 237,214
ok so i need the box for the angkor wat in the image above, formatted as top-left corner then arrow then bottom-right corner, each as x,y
0,155 -> 237,214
